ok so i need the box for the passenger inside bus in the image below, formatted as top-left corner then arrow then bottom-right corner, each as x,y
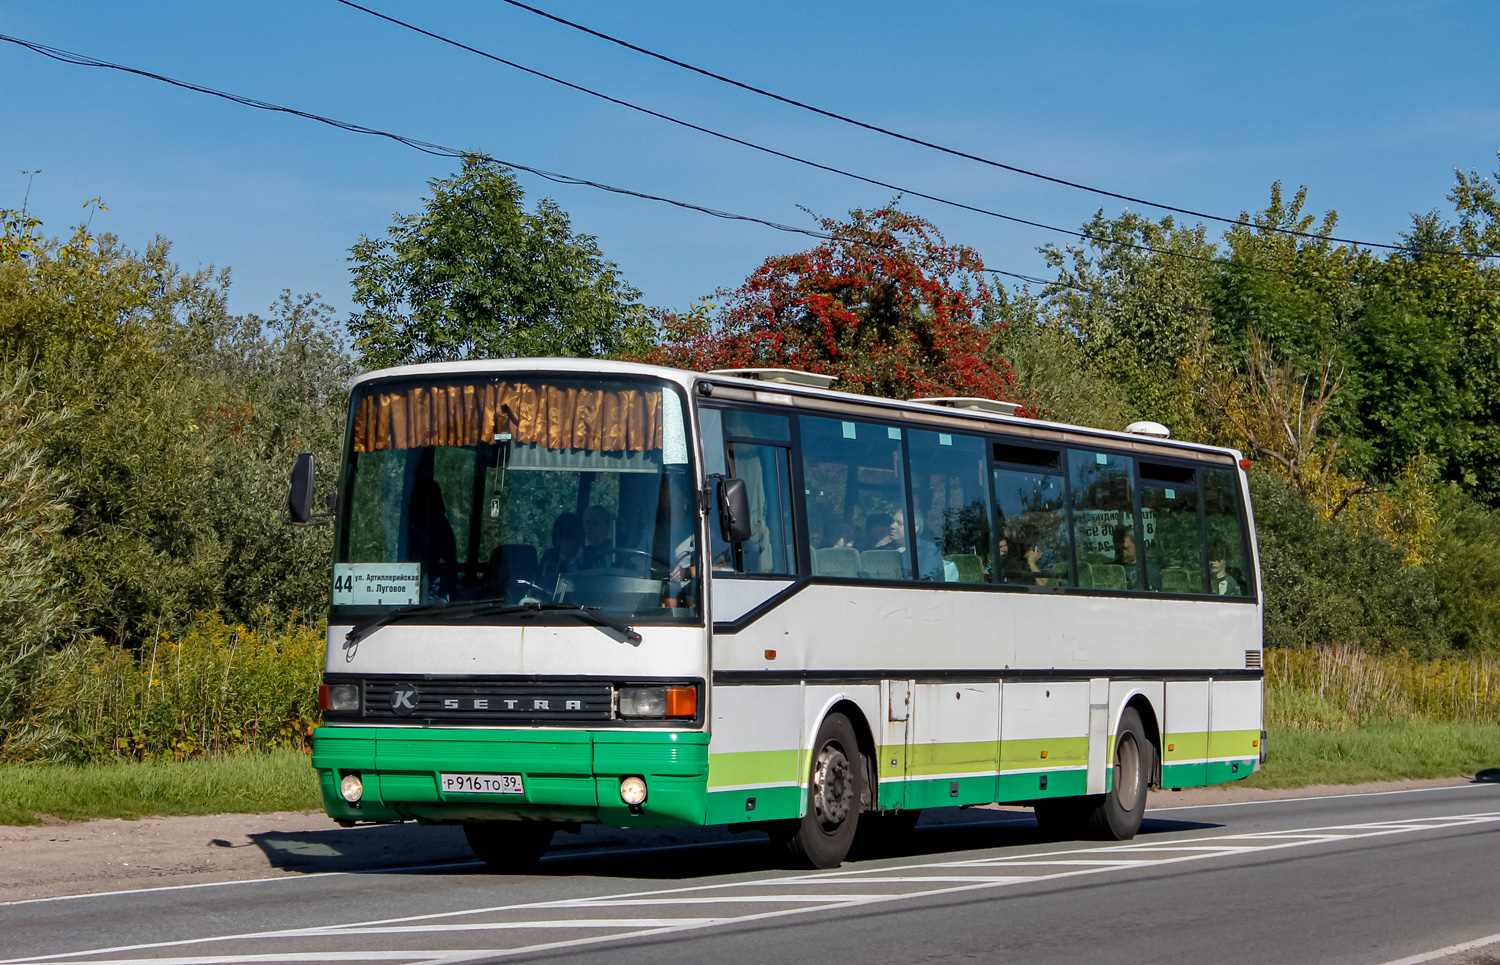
537,512 -> 585,588
1115,526 -> 1160,591
890,509 -> 944,581
1210,539 -> 1243,596
580,505 -> 615,569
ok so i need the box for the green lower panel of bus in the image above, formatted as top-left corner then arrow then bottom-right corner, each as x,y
312,725 -> 709,828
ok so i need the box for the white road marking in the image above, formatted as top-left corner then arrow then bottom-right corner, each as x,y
1376,929 -> 1500,965
7,811 -> 1497,965
4,782 -> 1491,910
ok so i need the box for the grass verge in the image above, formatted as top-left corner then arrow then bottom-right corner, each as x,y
0,749 -> 321,825
1242,721 -> 1500,789
1,722 -> 1494,825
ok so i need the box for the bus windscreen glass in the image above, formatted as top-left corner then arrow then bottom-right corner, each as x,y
333,375 -> 699,622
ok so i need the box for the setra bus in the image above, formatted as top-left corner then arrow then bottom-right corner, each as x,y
286,359 -> 1265,869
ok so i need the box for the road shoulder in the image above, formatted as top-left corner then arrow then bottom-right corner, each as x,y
0,775 -> 1483,904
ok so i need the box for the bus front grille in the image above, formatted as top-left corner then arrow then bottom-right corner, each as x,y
360,678 -> 613,722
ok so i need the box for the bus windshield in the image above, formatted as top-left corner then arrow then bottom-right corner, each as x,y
333,374 -> 700,624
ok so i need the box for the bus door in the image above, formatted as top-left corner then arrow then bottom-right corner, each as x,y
880,678 -> 914,809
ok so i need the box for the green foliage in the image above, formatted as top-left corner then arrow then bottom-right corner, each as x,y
349,156 -> 651,367
1250,471 -> 1445,655
0,367 -> 72,742
10,611 -> 323,764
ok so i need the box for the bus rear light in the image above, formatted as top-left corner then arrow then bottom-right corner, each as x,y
665,686 -> 697,718
319,683 -> 360,712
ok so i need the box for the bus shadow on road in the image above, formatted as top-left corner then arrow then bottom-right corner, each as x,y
241,808 -> 1223,882
243,822 -> 475,874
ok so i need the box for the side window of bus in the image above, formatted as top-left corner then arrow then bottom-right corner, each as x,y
992,443 -> 1069,587
908,429 -> 993,583
1069,449 -> 1144,591
1139,461 -> 1205,594
1204,467 -> 1252,597
700,407 -> 798,576
799,415 -> 910,580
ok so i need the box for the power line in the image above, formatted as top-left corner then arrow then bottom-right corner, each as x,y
325,5 -> 1499,295
490,0 -> 1498,263
3,32 -> 1497,296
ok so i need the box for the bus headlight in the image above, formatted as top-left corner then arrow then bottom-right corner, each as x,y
319,683 -> 360,712
340,772 -> 363,803
617,686 -> 697,719
619,776 -> 648,805
618,687 -> 666,718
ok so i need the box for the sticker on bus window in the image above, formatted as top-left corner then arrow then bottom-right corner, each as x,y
1096,453 -> 1109,465
1165,488 -> 1176,499
842,422 -> 856,439
939,433 -> 953,446
888,426 -> 902,440
333,563 -> 421,606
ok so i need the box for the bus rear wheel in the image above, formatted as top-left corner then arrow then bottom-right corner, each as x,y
775,712 -> 862,869
463,821 -> 554,872
1033,707 -> 1154,841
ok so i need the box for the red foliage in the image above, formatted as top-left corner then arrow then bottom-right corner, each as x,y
641,206 -> 1019,404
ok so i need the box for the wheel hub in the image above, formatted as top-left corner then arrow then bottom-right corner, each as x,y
811,744 -> 852,830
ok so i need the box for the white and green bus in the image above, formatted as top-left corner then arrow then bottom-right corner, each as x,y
290,359 -> 1264,869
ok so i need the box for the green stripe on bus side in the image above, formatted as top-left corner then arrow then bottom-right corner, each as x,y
999,736 -> 1089,769
1163,731 -> 1210,762
1208,729 -> 1263,760
706,748 -> 802,789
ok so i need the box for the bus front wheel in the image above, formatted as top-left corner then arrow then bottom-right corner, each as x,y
775,712 -> 863,868
463,821 -> 554,872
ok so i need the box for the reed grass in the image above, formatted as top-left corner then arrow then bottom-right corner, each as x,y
1266,645 -> 1500,729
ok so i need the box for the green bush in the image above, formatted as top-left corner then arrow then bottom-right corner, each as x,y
1251,471 -> 1447,655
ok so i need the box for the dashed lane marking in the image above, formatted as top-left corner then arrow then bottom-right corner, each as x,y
4,810 -> 1497,965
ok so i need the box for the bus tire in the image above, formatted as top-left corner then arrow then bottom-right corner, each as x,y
1085,706 -> 1153,840
463,821 -> 554,872
778,712 -> 863,868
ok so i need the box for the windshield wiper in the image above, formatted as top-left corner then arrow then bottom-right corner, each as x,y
345,598 -> 641,647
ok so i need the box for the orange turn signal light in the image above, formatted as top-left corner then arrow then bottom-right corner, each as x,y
1167,743 -> 1175,752
1040,750 -> 1048,759
317,684 -> 331,711
665,686 -> 697,718
764,649 -> 777,660
1252,739 -> 1259,747
1239,458 -> 1252,469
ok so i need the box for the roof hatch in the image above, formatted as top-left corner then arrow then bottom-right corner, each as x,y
707,368 -> 838,389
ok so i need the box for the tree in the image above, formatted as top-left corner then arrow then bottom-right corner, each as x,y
645,205 -> 1019,402
348,156 -> 650,367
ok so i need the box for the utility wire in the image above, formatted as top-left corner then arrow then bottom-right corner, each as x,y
3,32 -> 1497,295
490,0 -> 1497,262
327,4 -> 1500,294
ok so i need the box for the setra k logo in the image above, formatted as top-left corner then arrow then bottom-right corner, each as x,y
389,684 -> 420,716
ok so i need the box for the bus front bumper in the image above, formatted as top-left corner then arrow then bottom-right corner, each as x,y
311,726 -> 709,827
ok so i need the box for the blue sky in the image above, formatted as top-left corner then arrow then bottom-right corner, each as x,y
3,1 -> 1498,323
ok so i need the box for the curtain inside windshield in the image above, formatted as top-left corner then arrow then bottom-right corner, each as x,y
335,377 -> 698,623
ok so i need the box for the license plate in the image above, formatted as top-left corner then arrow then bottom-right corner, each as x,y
440,772 -> 525,795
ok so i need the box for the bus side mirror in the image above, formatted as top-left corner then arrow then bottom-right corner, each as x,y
284,453 -> 316,526
717,477 -> 753,543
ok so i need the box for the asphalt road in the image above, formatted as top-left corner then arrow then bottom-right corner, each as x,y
3,782 -> 1499,965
